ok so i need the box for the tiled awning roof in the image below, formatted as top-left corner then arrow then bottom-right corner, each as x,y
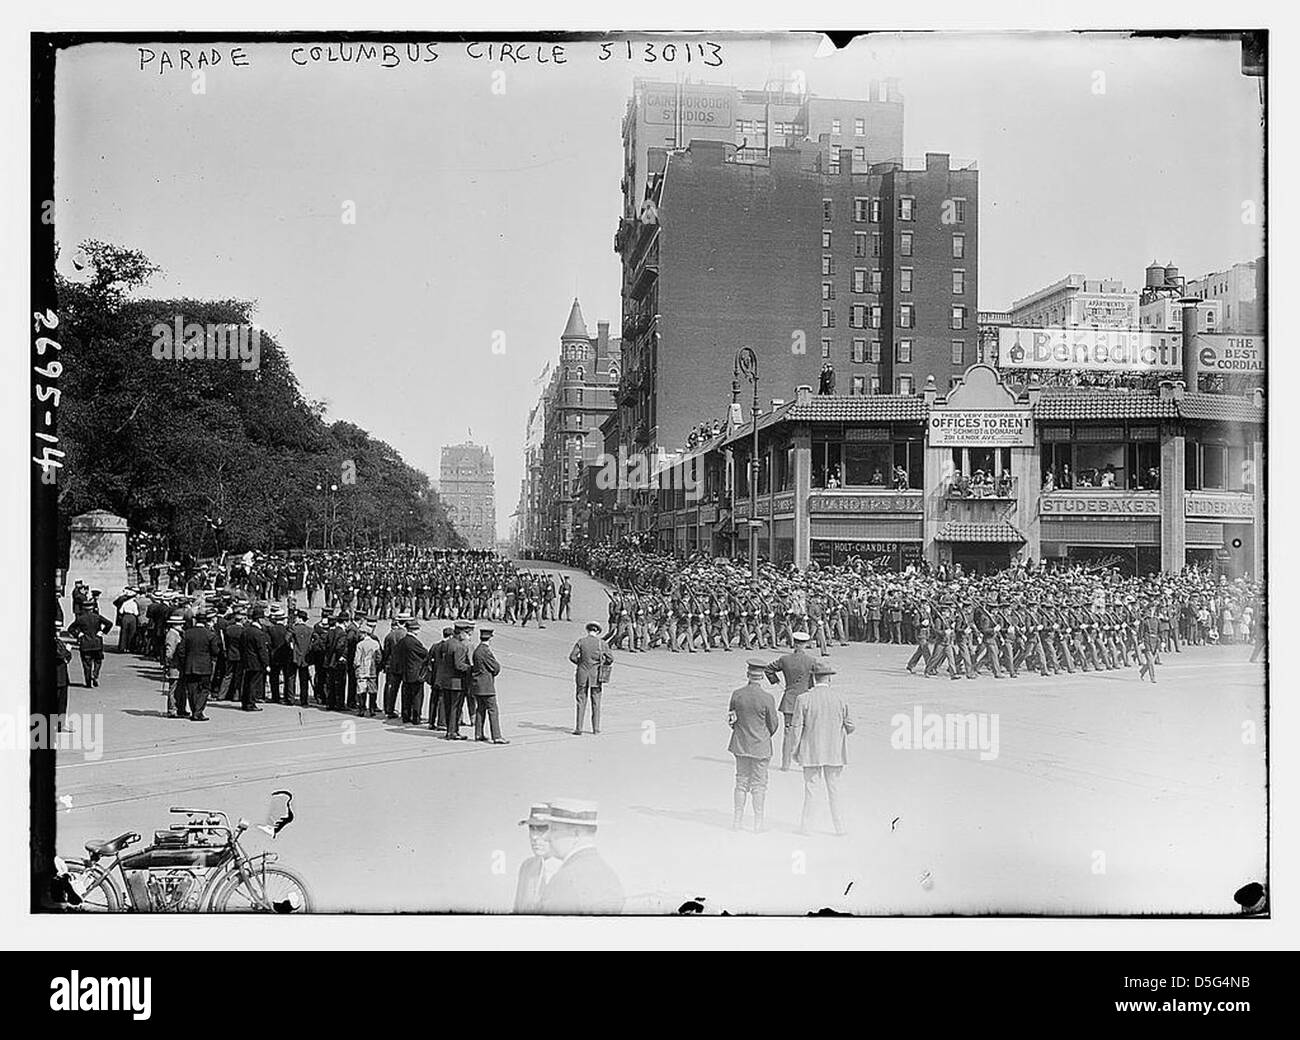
786,396 -> 928,422
1035,390 -> 1263,423
934,520 -> 1027,544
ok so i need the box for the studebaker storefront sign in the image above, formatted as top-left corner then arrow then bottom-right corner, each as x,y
1039,494 -> 1161,516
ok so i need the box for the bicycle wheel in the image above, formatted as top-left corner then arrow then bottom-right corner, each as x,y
212,866 -> 313,913
60,859 -> 123,912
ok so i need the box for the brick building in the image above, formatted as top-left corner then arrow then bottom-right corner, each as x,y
439,441 -> 497,550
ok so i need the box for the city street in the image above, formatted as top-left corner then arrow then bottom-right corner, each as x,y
54,565 -> 1267,916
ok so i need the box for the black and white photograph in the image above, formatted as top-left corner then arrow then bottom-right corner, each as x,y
8,8 -> 1291,972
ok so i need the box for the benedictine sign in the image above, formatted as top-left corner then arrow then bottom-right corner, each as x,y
997,327 -> 1183,372
928,410 -> 1034,447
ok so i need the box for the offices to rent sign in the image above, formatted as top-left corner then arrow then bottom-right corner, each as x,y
928,411 -> 1034,447
997,327 -> 1183,372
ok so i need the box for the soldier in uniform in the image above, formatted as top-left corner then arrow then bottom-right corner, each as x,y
728,658 -> 780,832
764,633 -> 817,771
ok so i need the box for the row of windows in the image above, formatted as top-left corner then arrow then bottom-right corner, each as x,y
820,338 -> 968,365
828,118 -> 868,136
821,305 -> 968,330
823,198 -> 966,225
819,231 -> 966,260
821,268 -> 966,296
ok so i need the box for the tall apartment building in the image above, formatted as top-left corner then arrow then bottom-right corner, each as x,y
439,441 -> 497,550
1008,275 -> 1139,329
621,77 -> 905,221
1186,257 -> 1264,333
535,299 -> 621,548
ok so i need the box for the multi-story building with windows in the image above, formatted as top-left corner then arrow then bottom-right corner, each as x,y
439,440 -> 497,550
1187,257 -> 1264,333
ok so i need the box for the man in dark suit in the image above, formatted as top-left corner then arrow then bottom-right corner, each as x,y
241,609 -> 271,712
178,610 -> 220,721
428,625 -> 454,731
265,607 -> 291,704
568,622 -> 614,735
323,615 -> 350,711
538,800 -> 624,915
222,609 -> 246,702
764,632 -> 816,771
729,659 -> 781,832
289,610 -> 313,707
393,618 -> 428,724
380,616 -> 405,718
471,627 -> 508,744
451,622 -> 475,732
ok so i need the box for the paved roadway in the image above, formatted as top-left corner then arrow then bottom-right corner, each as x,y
55,565 -> 1267,916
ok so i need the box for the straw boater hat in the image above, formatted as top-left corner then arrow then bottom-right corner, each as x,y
791,630 -> 811,642
517,802 -> 551,828
545,798 -> 600,830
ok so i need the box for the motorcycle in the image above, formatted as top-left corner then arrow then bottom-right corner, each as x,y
60,797 -> 311,913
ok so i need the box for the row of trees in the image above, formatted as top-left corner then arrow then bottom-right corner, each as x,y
55,241 -> 465,561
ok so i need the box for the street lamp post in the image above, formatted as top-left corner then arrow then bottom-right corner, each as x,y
735,346 -> 759,580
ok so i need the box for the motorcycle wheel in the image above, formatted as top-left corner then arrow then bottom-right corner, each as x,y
211,866 -> 313,913
60,858 -> 123,911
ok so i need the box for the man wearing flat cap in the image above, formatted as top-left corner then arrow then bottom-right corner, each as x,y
729,659 -> 780,832
792,659 -> 854,836
764,632 -> 816,771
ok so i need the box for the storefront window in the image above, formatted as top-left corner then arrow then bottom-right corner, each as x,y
1073,443 -> 1125,488
844,443 -> 892,486
892,440 -> 923,489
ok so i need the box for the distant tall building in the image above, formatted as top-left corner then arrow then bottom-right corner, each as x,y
440,441 -> 496,550
1008,275 -> 1139,329
1186,257 -> 1263,333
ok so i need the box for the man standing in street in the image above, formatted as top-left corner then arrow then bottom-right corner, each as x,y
222,608 -> 246,702
395,617 -> 428,725
538,800 -> 624,915
178,609 -> 220,722
792,660 -> 854,836
380,615 -> 405,718
471,627 -> 509,744
353,617 -> 381,717
114,587 -> 140,653
241,608 -> 271,712
557,575 -> 573,621
289,609 -> 313,707
428,625 -> 454,732
67,599 -> 113,688
728,659 -> 780,832
569,622 -> 613,736
764,632 -> 816,771
266,606 -> 291,704
452,621 -> 475,731
440,623 -> 472,740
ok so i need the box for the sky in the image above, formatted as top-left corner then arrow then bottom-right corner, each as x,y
53,32 -> 1265,539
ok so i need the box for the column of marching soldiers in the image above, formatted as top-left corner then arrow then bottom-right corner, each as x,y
538,544 -> 1265,684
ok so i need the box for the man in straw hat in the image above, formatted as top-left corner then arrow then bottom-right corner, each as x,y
513,802 -> 555,913
537,799 -> 624,915
792,659 -> 854,836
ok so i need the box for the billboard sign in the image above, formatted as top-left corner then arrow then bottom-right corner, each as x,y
1196,334 -> 1264,375
997,327 -> 1182,372
928,410 -> 1034,447
641,84 -> 734,128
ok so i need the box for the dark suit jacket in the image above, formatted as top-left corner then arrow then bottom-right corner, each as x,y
432,638 -> 460,690
178,624 -> 221,677
451,638 -> 473,687
266,621 -> 290,664
470,642 -> 500,695
289,622 -> 313,667
395,633 -> 427,683
224,623 -> 246,669
242,623 -> 272,671
539,846 -> 625,915
569,635 -> 613,688
728,681 -> 780,758
68,611 -> 112,653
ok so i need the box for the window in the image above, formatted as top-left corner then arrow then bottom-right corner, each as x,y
899,196 -> 915,221
852,338 -> 866,363
869,375 -> 881,395
896,375 -> 914,395
870,198 -> 881,222
950,305 -> 966,330
900,268 -> 913,293
870,269 -> 883,293
871,232 -> 882,258
844,442 -> 892,485
951,198 -> 966,223
853,146 -> 865,161
850,304 -> 867,328
831,119 -> 842,134
896,339 -> 912,363
854,197 -> 870,222
822,230 -> 832,248
850,375 -> 865,396
577,387 -> 584,404
821,338 -> 832,359
574,412 -> 584,427
899,304 -> 914,328
823,199 -> 833,222
852,268 -> 867,293
900,231 -> 913,256
822,309 -> 836,328
952,270 -> 965,295
868,305 -> 882,329
854,232 -> 868,258
869,340 -> 882,363
952,233 -> 965,259
822,281 -> 836,300
822,255 -> 834,276
854,118 -> 865,135
951,340 -> 965,366
828,158 -> 840,175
